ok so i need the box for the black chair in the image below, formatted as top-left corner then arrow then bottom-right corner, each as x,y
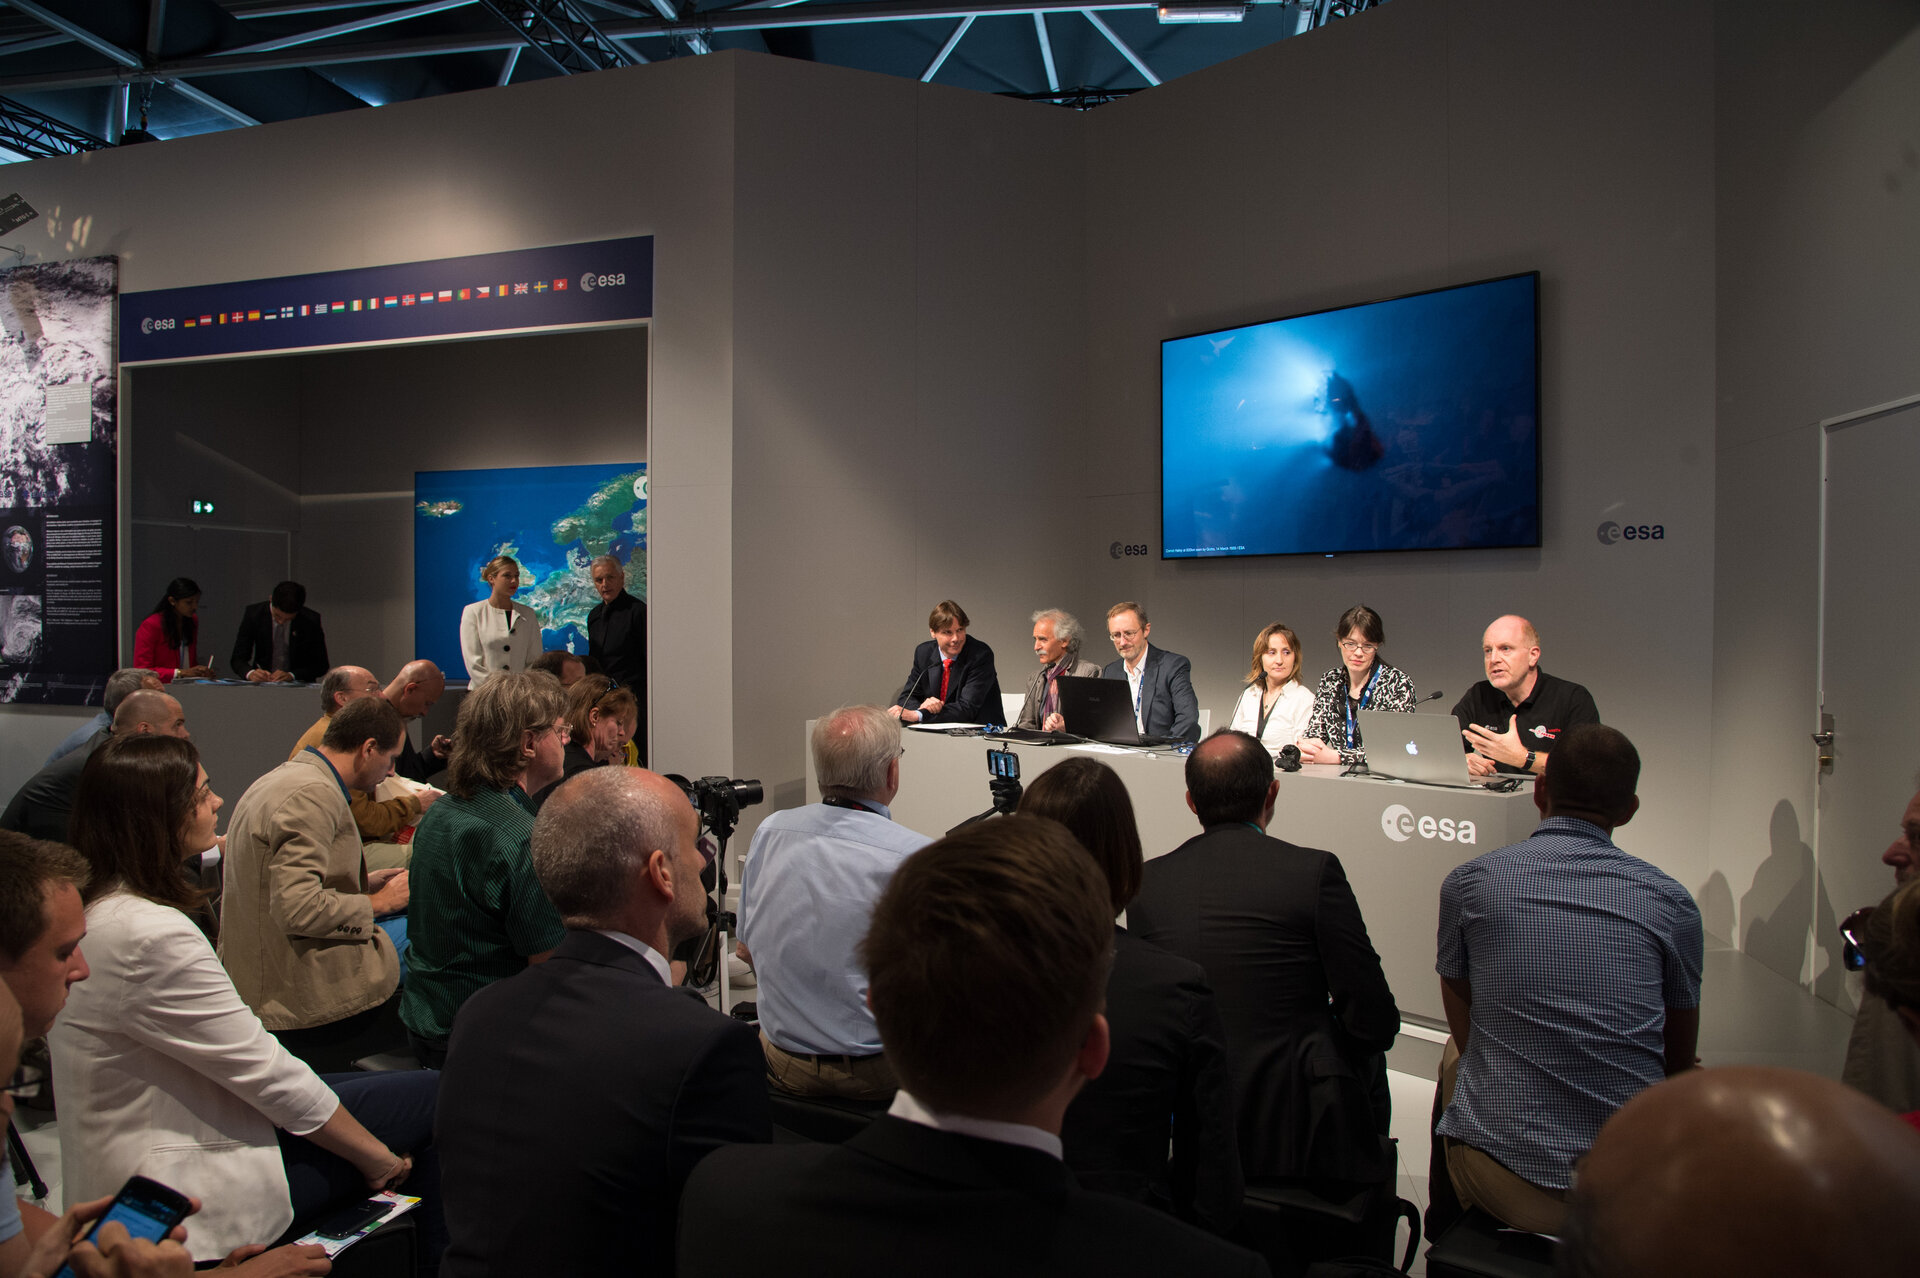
1236,1135 -> 1418,1278
1424,1209 -> 1556,1278
765,1089 -> 888,1145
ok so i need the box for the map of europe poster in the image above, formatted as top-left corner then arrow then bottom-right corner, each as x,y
414,463 -> 646,680
0,255 -> 118,705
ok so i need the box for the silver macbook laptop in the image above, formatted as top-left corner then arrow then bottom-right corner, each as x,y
1356,709 -> 1482,788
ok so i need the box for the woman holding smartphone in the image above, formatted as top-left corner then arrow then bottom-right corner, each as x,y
49,734 -> 444,1269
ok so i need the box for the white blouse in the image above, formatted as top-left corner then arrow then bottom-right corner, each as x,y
49,892 -> 338,1261
459,598 -> 543,687
1227,680 -> 1315,750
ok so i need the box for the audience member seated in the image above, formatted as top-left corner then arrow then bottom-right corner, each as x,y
222,697 -> 412,1072
1558,1065 -> 1920,1277
1130,731 -> 1400,1187
1019,758 -> 1242,1234
680,816 -> 1271,1277
1451,614 -> 1599,777
1099,601 -> 1200,743
737,706 -> 932,1099
3,689 -> 190,843
44,667 -> 160,765
1297,605 -> 1416,766
1227,622 -> 1314,752
887,599 -> 1002,725
230,580 -> 330,684
400,671 -> 569,1068
132,576 -> 216,683
527,649 -> 586,686
1861,876 -> 1920,1132
1843,782 -> 1920,1113
386,658 -> 454,783
21,743 -> 437,1272
1433,723 -> 1702,1236
291,665 -> 435,842
458,556 -> 541,689
435,767 -> 770,1277
531,674 -> 636,808
1016,608 -> 1104,731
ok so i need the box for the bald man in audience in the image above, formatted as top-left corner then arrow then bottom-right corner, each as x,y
2,690 -> 188,842
384,659 -> 454,783
290,664 -> 436,840
1558,1066 -> 1920,1277
44,667 -> 162,765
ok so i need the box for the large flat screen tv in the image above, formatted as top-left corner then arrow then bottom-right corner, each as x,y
1161,271 -> 1541,559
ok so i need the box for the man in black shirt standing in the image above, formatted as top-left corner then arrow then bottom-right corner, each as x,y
1452,615 -> 1598,777
587,553 -> 646,763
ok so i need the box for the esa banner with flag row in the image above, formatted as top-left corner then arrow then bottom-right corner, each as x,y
120,236 -> 653,363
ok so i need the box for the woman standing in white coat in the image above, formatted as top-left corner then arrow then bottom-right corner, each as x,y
459,555 -> 543,688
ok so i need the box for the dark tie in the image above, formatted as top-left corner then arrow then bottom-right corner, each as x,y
940,658 -> 953,701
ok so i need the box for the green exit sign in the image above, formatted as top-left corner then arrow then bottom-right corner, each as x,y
191,499 -> 215,515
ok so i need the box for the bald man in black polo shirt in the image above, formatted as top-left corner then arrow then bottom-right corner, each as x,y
1452,615 -> 1598,777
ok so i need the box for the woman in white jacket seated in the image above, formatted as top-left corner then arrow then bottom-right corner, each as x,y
50,734 -> 446,1270
458,555 -> 544,688
1227,622 -> 1315,752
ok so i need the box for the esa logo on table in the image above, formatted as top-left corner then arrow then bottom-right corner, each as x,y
1596,520 -> 1664,545
1381,803 -> 1477,844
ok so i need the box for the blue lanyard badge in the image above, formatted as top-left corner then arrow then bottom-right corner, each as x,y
1343,662 -> 1383,749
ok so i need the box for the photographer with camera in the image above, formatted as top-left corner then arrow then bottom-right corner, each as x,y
736,706 -> 932,1100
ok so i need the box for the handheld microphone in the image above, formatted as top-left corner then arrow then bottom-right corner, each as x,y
1275,744 -> 1302,773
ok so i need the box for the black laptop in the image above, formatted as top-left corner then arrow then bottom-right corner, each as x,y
1056,675 -> 1183,748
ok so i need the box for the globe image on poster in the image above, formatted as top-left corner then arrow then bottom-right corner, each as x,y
4,527 -> 30,574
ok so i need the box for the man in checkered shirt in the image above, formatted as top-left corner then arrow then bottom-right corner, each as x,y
1432,723 -> 1703,1237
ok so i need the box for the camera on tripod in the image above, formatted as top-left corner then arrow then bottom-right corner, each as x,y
683,775 -> 764,844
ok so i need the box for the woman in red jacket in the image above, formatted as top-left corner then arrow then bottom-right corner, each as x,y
134,576 -> 216,682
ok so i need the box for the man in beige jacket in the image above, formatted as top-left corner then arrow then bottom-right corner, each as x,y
224,695 -> 412,1071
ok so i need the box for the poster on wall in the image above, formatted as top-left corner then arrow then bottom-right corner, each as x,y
415,463 -> 646,681
0,255 -> 118,705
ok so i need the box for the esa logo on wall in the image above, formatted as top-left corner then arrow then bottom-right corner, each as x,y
578,272 -> 629,293
1596,520 -> 1665,545
1109,542 -> 1150,559
1380,803 -> 1477,844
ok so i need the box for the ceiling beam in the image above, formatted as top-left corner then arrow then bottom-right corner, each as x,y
4,0 -> 262,125
1032,11 -> 1057,93
213,0 -> 479,56
1082,8 -> 1158,85
920,13 -> 971,81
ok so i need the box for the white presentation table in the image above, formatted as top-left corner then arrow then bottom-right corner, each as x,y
804,723 -> 1541,1025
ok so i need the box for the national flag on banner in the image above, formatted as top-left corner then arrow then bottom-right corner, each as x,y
263,313 -> 277,321
402,294 -> 415,306
369,297 -> 379,310
331,302 -> 345,312
247,310 -> 261,321
477,286 -> 491,298
513,282 -> 528,295
383,297 -> 399,308
315,301 -> 328,312
300,305 -> 311,317
458,288 -> 471,301
552,277 -> 567,291
351,300 -> 362,311
280,307 -> 295,318
184,318 -> 196,327
532,281 -> 548,293
218,314 -> 227,324
498,284 -> 509,297
417,293 -> 434,305
437,289 -> 453,302
200,315 -> 213,325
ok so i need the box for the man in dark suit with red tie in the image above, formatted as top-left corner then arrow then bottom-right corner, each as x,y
679,816 -> 1270,1278
586,554 -> 646,763
888,599 -> 1002,725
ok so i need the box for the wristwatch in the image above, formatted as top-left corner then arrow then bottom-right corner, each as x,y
1523,750 -> 1537,772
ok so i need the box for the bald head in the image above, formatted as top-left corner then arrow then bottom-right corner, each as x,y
1561,1066 -> 1920,1278
532,767 -> 703,944
1185,729 -> 1276,827
320,665 -> 381,716
111,689 -> 187,738
385,659 -> 446,720
1482,614 -> 1542,701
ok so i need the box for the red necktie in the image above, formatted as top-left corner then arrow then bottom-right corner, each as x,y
940,658 -> 953,700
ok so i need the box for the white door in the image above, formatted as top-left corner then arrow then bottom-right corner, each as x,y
1816,398 -> 1920,1007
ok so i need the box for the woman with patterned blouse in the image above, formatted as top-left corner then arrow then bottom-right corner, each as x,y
1297,604 -> 1417,766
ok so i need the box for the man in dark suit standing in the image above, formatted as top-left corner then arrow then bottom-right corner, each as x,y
586,553 -> 646,763
680,816 -> 1270,1278
435,766 -> 769,1278
230,580 -> 329,683
1130,731 -> 1400,1186
888,599 -> 1002,725
1100,601 -> 1200,742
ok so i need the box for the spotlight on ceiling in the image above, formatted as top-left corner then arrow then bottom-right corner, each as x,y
1156,0 -> 1248,20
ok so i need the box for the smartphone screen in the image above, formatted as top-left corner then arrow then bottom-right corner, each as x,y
986,747 -> 1019,780
55,1177 -> 190,1278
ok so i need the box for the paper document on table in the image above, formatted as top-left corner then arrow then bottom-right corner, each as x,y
293,1191 -> 421,1258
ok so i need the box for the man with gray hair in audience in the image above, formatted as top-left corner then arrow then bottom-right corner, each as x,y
289,664 -> 436,841
1016,608 -> 1105,732
736,705 -> 932,1099
2,689 -> 189,843
433,766 -> 769,1278
43,667 -> 162,764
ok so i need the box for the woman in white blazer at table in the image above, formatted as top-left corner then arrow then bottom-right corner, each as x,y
49,733 -> 440,1266
459,554 -> 543,688
1228,621 -> 1315,751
